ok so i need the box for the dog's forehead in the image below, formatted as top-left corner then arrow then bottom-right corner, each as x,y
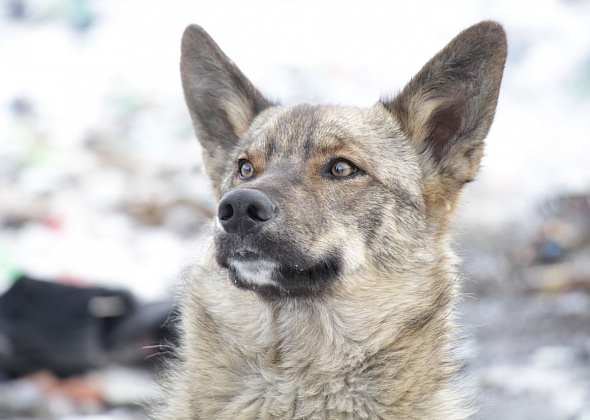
245,104 -> 400,160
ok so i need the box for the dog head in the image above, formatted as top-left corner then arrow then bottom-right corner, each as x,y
181,22 -> 506,297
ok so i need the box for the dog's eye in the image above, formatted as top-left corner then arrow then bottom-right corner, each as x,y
330,159 -> 358,178
238,159 -> 255,179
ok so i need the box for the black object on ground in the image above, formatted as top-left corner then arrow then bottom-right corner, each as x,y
0,275 -> 175,378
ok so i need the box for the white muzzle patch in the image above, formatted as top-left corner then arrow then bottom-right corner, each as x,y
227,258 -> 278,287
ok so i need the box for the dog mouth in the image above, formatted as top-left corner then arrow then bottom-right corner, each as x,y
220,249 -> 342,298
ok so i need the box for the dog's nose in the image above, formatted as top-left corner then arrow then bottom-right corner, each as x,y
217,189 -> 276,236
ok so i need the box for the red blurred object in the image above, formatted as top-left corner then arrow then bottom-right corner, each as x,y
43,217 -> 64,231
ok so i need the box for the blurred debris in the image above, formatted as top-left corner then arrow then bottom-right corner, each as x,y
512,193 -> 590,293
461,292 -> 590,420
2,0 -> 96,29
0,275 -> 175,378
121,197 -> 213,232
5,0 -> 26,20
521,261 -> 590,293
9,97 -> 35,117
0,368 -> 152,419
0,275 -> 173,418
464,192 -> 590,296
68,0 -> 94,32
0,276 -> 133,377
459,191 -> 590,419
536,194 -> 590,260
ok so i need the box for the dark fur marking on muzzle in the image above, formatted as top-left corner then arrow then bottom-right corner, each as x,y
226,253 -> 342,298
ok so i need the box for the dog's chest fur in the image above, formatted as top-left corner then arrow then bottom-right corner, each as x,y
159,246 -> 470,420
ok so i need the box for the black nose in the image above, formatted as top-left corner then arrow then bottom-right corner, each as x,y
217,189 -> 276,236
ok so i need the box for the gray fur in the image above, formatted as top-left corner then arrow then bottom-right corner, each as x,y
151,21 -> 507,419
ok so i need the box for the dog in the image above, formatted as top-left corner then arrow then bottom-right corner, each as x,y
152,21 -> 507,419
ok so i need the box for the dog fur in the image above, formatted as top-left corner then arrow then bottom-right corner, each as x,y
152,21 -> 507,419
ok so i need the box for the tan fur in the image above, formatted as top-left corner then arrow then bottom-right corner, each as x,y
151,21 -> 507,419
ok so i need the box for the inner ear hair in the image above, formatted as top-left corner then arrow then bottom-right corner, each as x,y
384,20 -> 506,170
381,21 -> 507,220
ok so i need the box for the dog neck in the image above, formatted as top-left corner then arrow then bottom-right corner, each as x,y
168,245 -> 471,419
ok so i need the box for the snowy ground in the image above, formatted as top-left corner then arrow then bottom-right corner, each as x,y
1,0 -> 590,418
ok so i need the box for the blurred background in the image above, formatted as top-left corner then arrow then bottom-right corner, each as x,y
1,0 -> 589,419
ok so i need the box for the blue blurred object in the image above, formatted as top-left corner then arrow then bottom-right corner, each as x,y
537,240 -> 563,262
5,0 -> 26,20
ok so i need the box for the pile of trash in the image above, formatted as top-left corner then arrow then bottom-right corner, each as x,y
0,275 -> 175,418
516,194 -> 590,294
458,193 -> 590,420
461,193 -> 590,297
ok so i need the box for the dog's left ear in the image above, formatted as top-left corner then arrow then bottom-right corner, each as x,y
181,25 -> 274,198
382,21 -> 507,224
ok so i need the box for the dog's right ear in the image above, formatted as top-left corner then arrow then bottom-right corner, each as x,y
181,25 -> 274,198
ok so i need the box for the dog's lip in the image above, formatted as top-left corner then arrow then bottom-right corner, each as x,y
226,250 -> 315,271
225,250 -> 281,268
230,250 -> 261,260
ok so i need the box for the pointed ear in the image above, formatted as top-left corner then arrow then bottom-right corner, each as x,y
181,25 -> 274,198
382,21 -> 507,223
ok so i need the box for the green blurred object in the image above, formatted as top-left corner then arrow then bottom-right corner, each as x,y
69,0 -> 94,31
572,55 -> 590,99
0,244 -> 23,290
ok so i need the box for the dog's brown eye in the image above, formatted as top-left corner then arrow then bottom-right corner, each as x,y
331,160 -> 357,178
238,159 -> 255,179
